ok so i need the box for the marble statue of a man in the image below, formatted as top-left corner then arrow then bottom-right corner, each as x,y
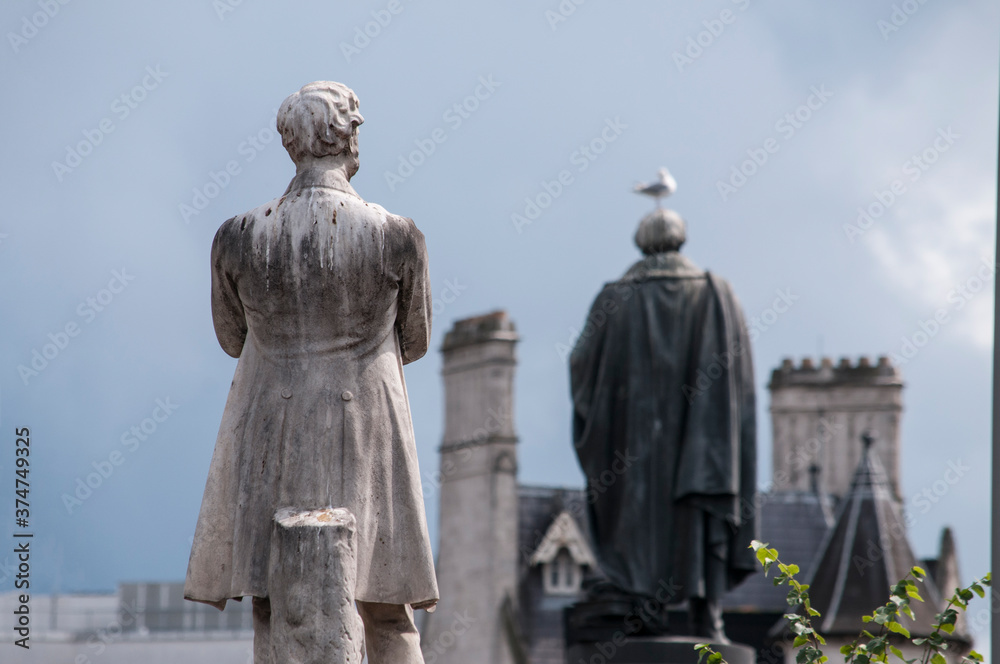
184,81 -> 438,663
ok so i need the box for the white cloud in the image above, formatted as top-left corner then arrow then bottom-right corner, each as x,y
864,175 -> 994,348
821,9 -> 999,349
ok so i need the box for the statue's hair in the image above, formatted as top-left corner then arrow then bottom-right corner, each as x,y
635,208 -> 686,254
276,81 -> 362,165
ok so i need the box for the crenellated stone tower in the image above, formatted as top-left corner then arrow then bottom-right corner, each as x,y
422,311 -> 520,664
769,356 -> 904,501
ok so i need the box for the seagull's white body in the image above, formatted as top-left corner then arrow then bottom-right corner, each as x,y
634,168 -> 677,206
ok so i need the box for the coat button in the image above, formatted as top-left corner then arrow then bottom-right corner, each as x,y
281,389 -> 292,399
341,390 -> 353,402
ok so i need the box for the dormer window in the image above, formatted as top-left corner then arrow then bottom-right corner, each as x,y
545,547 -> 581,595
529,511 -> 597,597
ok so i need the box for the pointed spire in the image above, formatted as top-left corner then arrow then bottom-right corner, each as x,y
799,435 -> 943,636
861,429 -> 876,451
929,526 -> 966,635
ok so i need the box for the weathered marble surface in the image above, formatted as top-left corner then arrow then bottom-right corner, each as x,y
266,508 -> 364,663
183,81 -> 438,663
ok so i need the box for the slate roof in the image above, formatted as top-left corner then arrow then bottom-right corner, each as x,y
517,485 -> 838,624
517,485 -> 591,572
723,490 -> 835,612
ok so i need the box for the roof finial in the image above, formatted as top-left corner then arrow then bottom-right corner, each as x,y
861,430 -> 876,452
808,463 -> 821,495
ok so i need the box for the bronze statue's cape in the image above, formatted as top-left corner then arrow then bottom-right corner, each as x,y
569,252 -> 757,600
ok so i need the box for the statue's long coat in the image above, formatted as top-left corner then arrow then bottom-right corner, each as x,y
569,252 -> 757,600
184,184 -> 438,610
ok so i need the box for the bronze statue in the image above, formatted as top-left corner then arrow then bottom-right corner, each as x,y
569,180 -> 757,642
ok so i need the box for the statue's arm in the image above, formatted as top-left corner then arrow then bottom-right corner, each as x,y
395,220 -> 431,365
210,223 -> 248,358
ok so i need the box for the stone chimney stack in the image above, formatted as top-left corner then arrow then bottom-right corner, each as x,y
422,311 -> 519,664
769,356 -> 903,501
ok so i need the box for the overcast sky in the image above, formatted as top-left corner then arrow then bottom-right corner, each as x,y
0,0 -> 996,655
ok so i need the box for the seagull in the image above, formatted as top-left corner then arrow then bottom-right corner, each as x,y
633,168 -> 677,207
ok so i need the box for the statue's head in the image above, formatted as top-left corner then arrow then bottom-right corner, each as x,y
634,208 -> 686,255
277,81 -> 364,176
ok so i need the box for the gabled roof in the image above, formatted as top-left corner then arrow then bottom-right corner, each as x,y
529,510 -> 597,568
802,439 -> 943,636
517,485 -> 591,570
723,490 -> 835,612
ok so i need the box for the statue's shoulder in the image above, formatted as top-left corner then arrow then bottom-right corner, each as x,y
704,271 -> 738,298
328,194 -> 425,258
370,203 -> 424,243
620,252 -> 705,282
216,197 -> 283,234
703,272 -> 750,321
335,194 -> 413,231
211,197 -> 284,261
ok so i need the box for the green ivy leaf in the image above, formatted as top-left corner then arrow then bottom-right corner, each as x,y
937,610 -> 957,631
931,653 -> 947,664
798,646 -> 825,664
887,622 -> 910,638
889,645 -> 905,661
911,566 -> 926,579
